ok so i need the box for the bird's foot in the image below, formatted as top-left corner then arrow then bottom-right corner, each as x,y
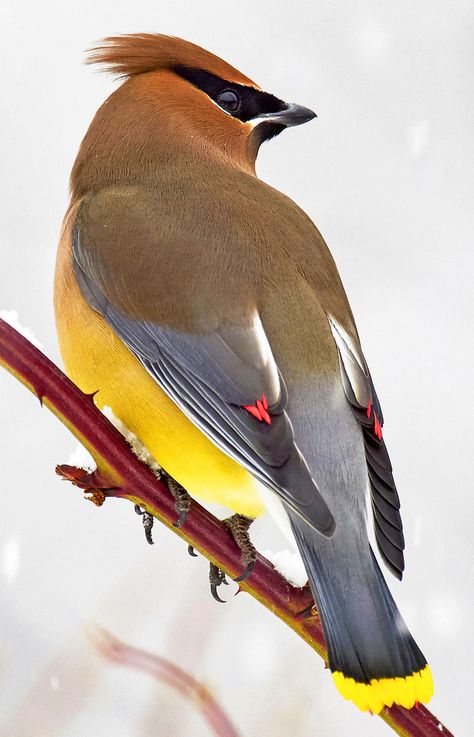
209,563 -> 229,603
134,504 -> 155,545
55,464 -> 117,506
223,514 -> 256,582
167,477 -> 192,528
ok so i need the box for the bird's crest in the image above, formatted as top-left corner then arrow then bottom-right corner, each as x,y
86,34 -> 257,88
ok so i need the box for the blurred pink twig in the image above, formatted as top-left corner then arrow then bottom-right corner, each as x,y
90,627 -> 240,737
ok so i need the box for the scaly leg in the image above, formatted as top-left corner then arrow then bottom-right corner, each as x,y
223,514 -> 257,582
166,476 -> 192,528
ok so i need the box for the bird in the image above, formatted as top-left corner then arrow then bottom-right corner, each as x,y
54,33 -> 433,713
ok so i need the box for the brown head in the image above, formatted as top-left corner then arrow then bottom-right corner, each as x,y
71,34 -> 316,195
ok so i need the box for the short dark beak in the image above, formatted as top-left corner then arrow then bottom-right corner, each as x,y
260,102 -> 317,128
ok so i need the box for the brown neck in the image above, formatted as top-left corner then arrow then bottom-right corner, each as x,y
70,70 -> 257,199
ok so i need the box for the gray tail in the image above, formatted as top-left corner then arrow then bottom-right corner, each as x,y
289,511 -> 427,683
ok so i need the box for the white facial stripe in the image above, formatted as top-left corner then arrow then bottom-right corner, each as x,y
208,96 -> 234,116
248,116 -> 272,128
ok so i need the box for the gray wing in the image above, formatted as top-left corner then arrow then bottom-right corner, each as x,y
73,222 -> 335,537
328,317 -> 405,578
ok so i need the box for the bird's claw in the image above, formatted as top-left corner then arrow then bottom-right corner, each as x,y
135,504 -> 155,545
210,585 -> 226,603
173,508 -> 188,529
209,563 -> 228,603
234,559 -> 255,583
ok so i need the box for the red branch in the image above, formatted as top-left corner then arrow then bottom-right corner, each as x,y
91,627 -> 241,737
0,318 -> 454,737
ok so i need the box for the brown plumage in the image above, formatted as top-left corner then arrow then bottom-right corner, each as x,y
86,33 -> 257,85
55,34 -> 432,712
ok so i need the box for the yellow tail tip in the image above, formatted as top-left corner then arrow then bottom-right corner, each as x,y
332,666 -> 434,714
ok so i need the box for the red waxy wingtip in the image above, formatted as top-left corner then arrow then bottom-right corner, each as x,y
373,413 -> 383,440
243,404 -> 263,421
367,398 -> 372,418
243,395 -> 271,424
261,409 -> 271,425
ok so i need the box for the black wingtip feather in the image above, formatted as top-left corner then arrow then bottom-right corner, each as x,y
372,491 -> 403,529
372,504 -> 405,550
342,369 -> 405,578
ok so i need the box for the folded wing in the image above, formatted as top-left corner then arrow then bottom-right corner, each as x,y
72,211 -> 335,537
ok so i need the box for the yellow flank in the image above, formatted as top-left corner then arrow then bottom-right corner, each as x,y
332,666 -> 434,713
54,244 -> 265,519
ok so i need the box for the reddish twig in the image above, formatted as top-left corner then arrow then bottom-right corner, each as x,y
90,626 -> 240,737
0,318 -> 454,737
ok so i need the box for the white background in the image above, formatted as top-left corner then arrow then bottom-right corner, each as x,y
0,2 -> 472,736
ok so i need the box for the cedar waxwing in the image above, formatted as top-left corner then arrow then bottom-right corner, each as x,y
54,34 -> 433,713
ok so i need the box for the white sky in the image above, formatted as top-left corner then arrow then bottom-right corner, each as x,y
0,2 -> 472,736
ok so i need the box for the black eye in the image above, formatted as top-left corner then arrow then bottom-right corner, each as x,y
216,89 -> 240,113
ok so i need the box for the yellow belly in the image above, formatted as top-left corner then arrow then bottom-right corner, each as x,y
54,224 -> 265,518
